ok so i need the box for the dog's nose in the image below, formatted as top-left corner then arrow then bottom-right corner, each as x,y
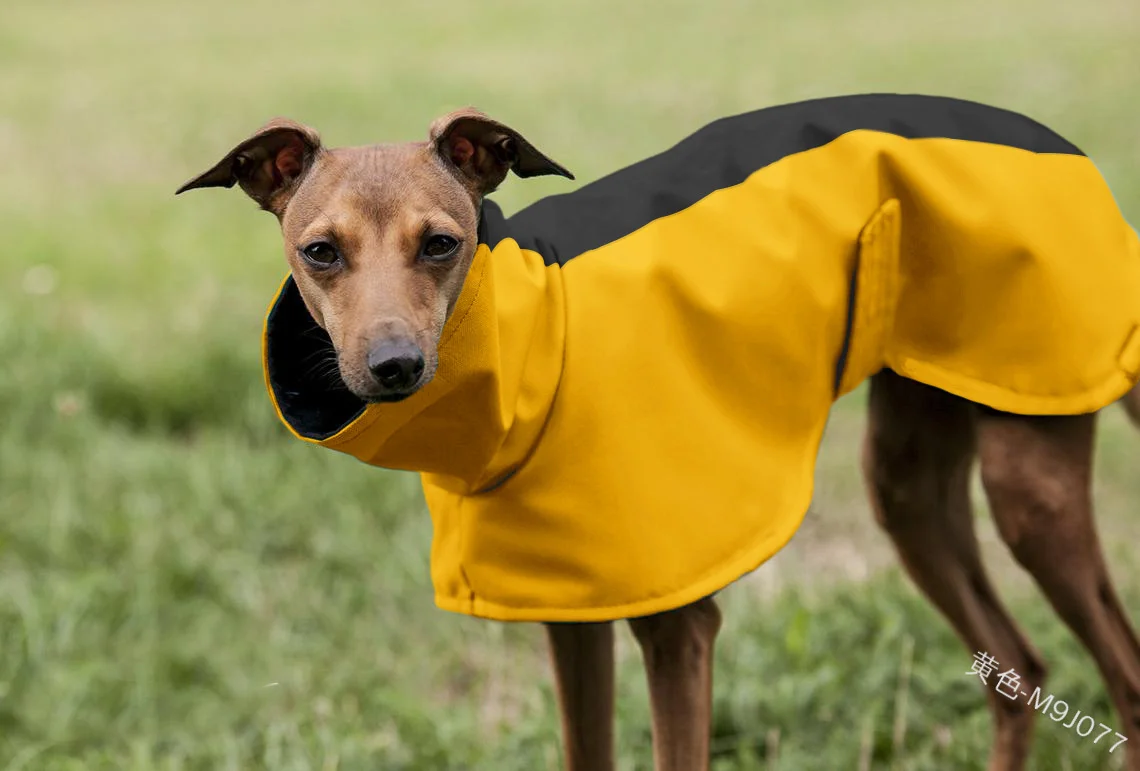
367,341 -> 426,391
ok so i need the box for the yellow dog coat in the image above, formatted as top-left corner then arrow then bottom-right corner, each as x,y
264,94 -> 1140,622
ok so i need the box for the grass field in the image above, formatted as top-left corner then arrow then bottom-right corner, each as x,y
2,0 -> 1139,768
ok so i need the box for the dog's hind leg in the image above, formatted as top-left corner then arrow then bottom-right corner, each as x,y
1122,383 -> 1140,428
628,596 -> 722,771
977,410 -> 1140,769
864,370 -> 1046,770
544,621 -> 616,771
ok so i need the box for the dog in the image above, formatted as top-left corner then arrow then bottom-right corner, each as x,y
178,94 -> 1140,770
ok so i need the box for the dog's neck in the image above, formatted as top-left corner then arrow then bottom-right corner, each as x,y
264,203 -> 566,494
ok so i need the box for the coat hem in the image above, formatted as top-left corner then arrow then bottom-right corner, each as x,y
432,491 -> 810,623
890,355 -> 1140,416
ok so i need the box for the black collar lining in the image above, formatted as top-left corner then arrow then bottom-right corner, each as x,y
264,279 -> 366,441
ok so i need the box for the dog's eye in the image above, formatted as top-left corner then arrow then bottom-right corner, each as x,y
421,234 -> 460,261
301,241 -> 341,268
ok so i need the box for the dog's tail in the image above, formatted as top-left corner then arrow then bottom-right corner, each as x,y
1122,383 -> 1140,428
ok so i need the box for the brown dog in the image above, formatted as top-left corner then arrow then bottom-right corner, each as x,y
179,100 -> 1140,770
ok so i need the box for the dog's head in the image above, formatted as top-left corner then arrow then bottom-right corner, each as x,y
177,110 -> 572,402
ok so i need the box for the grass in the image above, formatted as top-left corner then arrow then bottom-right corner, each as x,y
1,0 -> 1138,768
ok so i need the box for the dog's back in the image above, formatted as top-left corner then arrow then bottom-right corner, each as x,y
498,93 -> 1085,262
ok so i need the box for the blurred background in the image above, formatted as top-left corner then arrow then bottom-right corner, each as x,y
1,0 -> 1138,768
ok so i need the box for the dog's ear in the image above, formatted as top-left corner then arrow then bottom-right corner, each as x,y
429,108 -> 574,195
175,118 -> 322,215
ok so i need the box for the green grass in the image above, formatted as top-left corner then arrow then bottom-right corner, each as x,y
1,0 -> 1138,768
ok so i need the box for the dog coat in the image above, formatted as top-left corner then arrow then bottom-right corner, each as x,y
263,94 -> 1140,622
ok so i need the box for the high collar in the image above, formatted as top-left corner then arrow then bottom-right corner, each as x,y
262,201 -> 566,494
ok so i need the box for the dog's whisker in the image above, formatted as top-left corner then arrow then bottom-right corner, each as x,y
298,347 -> 336,367
304,356 -> 340,378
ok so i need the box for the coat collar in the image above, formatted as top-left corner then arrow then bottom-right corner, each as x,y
262,201 -> 566,494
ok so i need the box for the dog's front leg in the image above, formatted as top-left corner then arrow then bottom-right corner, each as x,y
544,621 -> 616,770
629,597 -> 722,771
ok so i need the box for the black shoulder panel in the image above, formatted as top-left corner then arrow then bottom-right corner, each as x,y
482,93 -> 1084,266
